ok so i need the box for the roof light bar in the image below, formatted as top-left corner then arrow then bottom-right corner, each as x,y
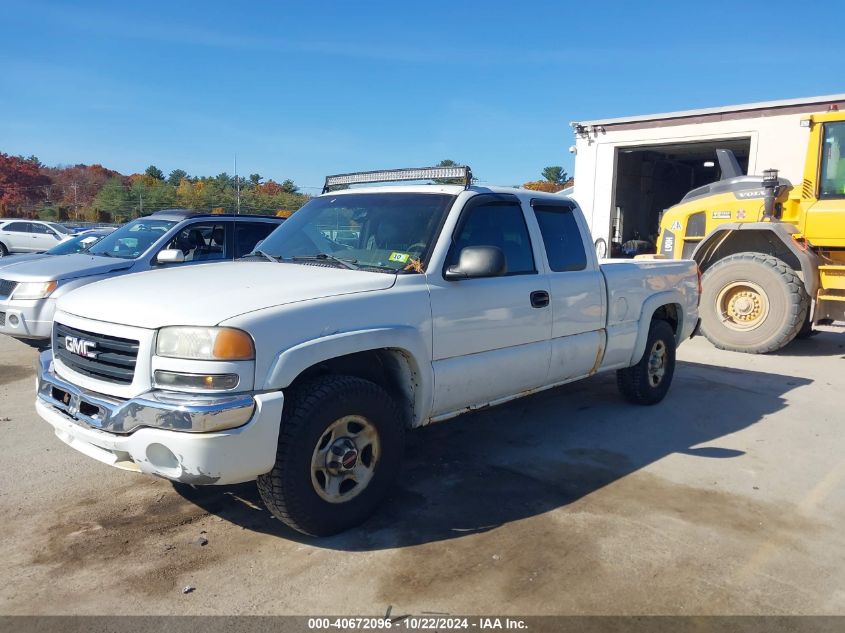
322,166 -> 473,193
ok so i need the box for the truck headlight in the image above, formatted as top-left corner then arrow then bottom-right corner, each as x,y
11,281 -> 58,300
156,327 -> 255,361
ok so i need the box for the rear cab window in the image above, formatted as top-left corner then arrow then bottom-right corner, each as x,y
531,201 -> 587,272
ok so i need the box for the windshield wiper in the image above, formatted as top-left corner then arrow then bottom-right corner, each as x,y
290,253 -> 359,270
248,249 -> 282,263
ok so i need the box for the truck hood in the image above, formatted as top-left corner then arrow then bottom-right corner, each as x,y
57,261 -> 397,328
0,253 -> 134,282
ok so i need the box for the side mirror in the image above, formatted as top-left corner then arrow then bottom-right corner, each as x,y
444,246 -> 507,281
156,249 -> 185,264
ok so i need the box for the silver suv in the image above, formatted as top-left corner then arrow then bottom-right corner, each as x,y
0,209 -> 283,340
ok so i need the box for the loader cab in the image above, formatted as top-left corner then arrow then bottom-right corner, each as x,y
799,113 -> 845,248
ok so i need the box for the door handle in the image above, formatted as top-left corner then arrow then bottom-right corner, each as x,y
530,290 -> 550,308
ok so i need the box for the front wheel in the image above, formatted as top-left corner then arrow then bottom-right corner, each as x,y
257,375 -> 405,537
617,319 -> 677,405
0,242 -> 7,257
700,253 -> 809,354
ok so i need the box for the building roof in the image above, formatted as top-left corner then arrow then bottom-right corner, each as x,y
572,93 -> 845,129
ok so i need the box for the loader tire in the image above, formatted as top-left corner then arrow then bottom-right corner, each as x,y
257,375 -> 404,537
617,319 -> 676,405
795,307 -> 818,339
700,253 -> 809,354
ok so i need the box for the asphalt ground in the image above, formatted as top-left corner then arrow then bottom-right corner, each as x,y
1,330 -> 843,615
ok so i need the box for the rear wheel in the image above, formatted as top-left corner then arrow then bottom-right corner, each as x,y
700,253 -> 809,354
0,242 -> 7,257
616,319 -> 676,405
257,375 -> 404,537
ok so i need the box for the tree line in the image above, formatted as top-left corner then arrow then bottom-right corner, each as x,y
1,153 -> 572,223
0,153 -> 311,222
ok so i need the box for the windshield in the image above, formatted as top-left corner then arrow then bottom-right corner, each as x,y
46,232 -> 107,255
49,223 -> 71,235
254,192 -> 456,272
88,218 -> 177,259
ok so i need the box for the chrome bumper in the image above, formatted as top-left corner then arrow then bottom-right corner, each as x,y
36,350 -> 256,434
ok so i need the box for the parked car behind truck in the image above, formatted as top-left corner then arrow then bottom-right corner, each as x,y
0,228 -> 113,271
35,166 -> 700,536
0,219 -> 73,256
0,210 -> 282,339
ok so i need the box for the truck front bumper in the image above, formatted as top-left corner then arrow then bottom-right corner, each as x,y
35,351 -> 284,485
0,298 -> 53,339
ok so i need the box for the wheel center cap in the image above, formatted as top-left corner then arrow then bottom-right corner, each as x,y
341,449 -> 358,470
327,438 -> 358,474
734,297 -> 753,314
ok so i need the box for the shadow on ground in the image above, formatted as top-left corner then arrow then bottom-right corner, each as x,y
174,359 -> 810,550
775,330 -> 845,358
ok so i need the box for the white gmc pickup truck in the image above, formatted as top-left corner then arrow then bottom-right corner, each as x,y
36,166 -> 700,536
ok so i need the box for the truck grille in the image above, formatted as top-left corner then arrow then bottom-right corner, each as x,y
0,312 -> 5,327
53,322 -> 139,385
0,279 -> 16,300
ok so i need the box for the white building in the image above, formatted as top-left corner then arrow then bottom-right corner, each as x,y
571,93 -> 845,248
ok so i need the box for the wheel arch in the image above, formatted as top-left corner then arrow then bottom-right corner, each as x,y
691,223 -> 821,296
629,292 -> 686,366
262,327 -> 432,428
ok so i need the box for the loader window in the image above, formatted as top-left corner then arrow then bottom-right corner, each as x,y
820,122 -> 845,199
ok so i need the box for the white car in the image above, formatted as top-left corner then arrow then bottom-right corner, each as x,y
0,228 -> 113,271
0,220 -> 73,256
35,166 -> 700,536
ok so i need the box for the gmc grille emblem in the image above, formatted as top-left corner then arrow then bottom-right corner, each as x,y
65,336 -> 99,359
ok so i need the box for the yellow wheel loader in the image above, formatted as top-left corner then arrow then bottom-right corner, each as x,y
657,110 -> 845,353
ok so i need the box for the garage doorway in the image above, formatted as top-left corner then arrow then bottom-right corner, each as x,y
610,138 -> 751,253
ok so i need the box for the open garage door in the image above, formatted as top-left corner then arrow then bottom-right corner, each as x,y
610,138 -> 751,254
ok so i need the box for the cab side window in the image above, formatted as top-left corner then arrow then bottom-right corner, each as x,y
448,201 -> 535,275
820,121 -> 845,199
165,222 -> 228,261
532,203 -> 587,272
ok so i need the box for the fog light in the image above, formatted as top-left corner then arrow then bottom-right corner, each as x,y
146,443 -> 179,470
154,370 -> 239,391
8,314 -> 20,327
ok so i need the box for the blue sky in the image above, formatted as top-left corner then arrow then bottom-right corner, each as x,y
1,0 -> 842,192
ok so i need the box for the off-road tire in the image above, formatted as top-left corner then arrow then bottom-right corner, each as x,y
257,375 -> 405,537
700,253 -> 809,354
0,242 -> 7,257
796,306 -> 818,339
616,319 -> 676,405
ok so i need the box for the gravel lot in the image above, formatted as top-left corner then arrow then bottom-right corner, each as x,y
1,331 -> 843,615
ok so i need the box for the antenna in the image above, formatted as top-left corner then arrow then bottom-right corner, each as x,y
234,154 -> 241,214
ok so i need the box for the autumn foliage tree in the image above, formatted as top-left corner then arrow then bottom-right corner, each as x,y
523,166 -> 573,193
0,153 -> 310,222
0,153 -> 51,214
